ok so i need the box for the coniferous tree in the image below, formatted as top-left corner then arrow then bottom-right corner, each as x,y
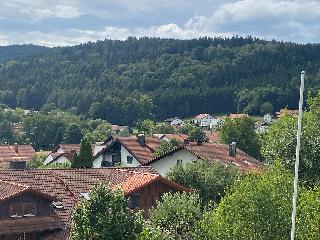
78,138 -> 93,168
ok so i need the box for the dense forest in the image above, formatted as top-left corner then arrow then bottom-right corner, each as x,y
0,37 -> 320,125
0,44 -> 48,63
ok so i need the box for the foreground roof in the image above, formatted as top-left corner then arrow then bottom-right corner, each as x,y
0,167 -> 188,229
195,113 -> 213,119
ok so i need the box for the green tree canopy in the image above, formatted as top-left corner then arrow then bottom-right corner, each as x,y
166,161 -> 240,205
139,192 -> 202,240
63,124 -> 83,144
219,116 -> 261,159
71,183 -> 142,240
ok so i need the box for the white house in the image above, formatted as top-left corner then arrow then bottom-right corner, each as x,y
164,117 -> 184,126
144,142 -> 263,176
93,135 -> 162,168
44,143 -> 99,166
194,114 -> 216,127
153,133 -> 188,143
209,118 -> 224,130
263,113 -> 273,123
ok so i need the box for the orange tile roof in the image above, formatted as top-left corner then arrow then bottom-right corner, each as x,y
0,166 -> 189,238
0,144 -> 35,166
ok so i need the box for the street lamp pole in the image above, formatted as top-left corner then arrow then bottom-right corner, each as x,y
290,71 -> 305,240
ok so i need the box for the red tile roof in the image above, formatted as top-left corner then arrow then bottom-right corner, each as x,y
204,131 -> 220,143
195,113 -> 211,119
145,142 -> 263,172
0,144 -> 35,167
185,143 -> 263,171
162,134 -> 188,142
0,166 -> 189,238
116,136 -> 162,164
0,180 -> 29,202
0,215 -> 65,235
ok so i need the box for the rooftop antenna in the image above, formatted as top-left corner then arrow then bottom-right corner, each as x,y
290,71 -> 305,240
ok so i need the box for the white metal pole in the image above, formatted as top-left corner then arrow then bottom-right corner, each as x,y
290,71 -> 305,240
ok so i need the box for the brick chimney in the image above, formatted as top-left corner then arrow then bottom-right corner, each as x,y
229,142 -> 237,157
14,143 -> 18,153
137,134 -> 146,146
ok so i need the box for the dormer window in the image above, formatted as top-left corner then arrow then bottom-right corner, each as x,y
23,203 -> 36,217
10,204 -> 22,218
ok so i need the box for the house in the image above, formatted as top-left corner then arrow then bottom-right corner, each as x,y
0,167 -> 189,239
229,113 -> 249,119
93,135 -> 162,168
194,114 -> 216,127
44,143 -> 100,166
143,142 -> 263,176
0,144 -> 35,168
255,121 -> 269,134
164,117 -> 184,126
153,134 -> 189,143
209,118 -> 224,130
263,113 -> 273,123
111,125 -> 129,133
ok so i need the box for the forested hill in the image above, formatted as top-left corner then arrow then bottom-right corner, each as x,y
0,44 -> 49,63
0,37 -> 320,125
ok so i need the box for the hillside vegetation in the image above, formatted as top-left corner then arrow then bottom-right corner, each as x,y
1,37 -> 320,124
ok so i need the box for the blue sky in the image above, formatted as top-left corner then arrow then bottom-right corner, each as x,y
0,0 -> 320,46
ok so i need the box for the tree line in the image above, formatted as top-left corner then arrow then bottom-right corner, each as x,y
1,37 -> 320,124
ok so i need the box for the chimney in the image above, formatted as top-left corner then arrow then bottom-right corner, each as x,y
229,142 -> 237,157
14,143 -> 18,153
137,134 -> 145,146
184,139 -> 190,145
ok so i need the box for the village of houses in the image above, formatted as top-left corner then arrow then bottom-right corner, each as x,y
0,108 -> 299,239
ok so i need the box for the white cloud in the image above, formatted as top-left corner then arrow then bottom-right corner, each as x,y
19,5 -> 82,20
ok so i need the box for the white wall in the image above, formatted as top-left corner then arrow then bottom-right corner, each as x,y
150,149 -> 199,176
43,155 -> 53,165
120,146 -> 140,167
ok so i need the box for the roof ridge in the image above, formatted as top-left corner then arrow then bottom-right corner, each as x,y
0,179 -> 30,189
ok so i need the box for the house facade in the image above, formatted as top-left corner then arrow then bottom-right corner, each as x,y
263,113 -> 273,123
164,117 -> 184,126
0,167 -> 189,239
44,143 -> 101,166
93,135 -> 161,168
194,114 -> 216,127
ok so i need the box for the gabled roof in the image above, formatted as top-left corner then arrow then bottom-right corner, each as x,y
97,136 -> 162,165
195,113 -> 213,119
0,144 -> 35,166
0,180 -> 57,203
0,166 -> 189,234
145,142 -> 263,172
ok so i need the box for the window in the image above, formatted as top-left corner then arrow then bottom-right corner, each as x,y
10,204 -> 22,218
129,194 -> 139,209
127,156 -> 133,164
23,203 -> 36,217
176,159 -> 182,166
112,155 -> 120,165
